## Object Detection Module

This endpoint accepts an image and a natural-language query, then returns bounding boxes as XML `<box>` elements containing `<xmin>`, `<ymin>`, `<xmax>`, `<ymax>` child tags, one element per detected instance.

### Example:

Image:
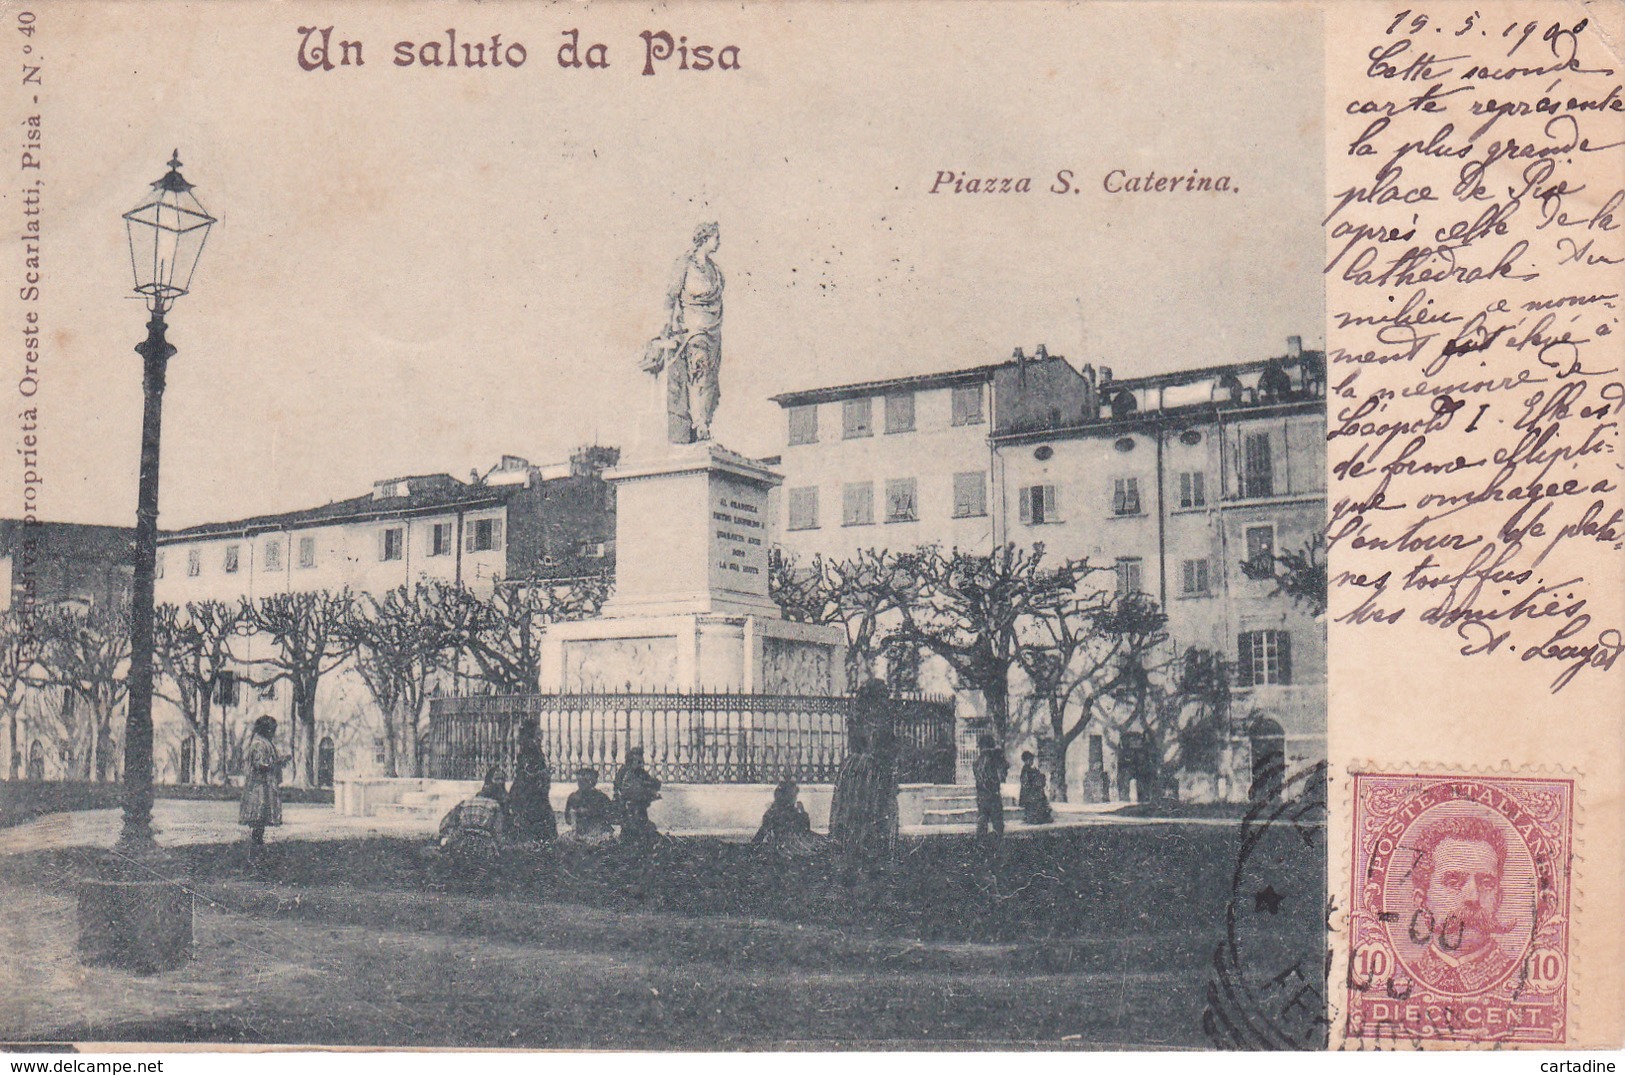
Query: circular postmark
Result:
<box><xmin>1204</xmin><ymin>762</ymin><xmax>1329</xmax><ymax>1050</ymax></box>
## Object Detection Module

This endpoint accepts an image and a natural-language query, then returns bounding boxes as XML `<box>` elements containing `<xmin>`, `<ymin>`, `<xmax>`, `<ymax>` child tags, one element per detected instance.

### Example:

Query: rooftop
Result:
<box><xmin>160</xmin><ymin>475</ymin><xmax>519</xmax><ymax>544</ymax></box>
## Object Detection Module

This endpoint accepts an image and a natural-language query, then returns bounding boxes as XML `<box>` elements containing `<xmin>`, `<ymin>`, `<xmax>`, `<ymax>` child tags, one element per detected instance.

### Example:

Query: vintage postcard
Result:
<box><xmin>0</xmin><ymin>0</ymin><xmax>1618</xmax><ymax>1055</ymax></box>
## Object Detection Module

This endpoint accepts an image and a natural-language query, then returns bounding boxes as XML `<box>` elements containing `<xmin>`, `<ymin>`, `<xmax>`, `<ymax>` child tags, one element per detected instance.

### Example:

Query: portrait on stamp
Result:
<box><xmin>1347</xmin><ymin>773</ymin><xmax>1573</xmax><ymax>1045</ymax></box>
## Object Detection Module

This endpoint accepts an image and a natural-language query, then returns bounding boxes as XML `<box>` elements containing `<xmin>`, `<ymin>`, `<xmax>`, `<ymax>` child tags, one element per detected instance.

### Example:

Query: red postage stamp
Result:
<box><xmin>1346</xmin><ymin>772</ymin><xmax>1574</xmax><ymax>1045</ymax></box>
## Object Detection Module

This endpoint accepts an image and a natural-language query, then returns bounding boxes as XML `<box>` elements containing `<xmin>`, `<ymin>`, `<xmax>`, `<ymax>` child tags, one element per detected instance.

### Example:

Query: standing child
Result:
<box><xmin>239</xmin><ymin>715</ymin><xmax>286</xmax><ymax>856</ymax></box>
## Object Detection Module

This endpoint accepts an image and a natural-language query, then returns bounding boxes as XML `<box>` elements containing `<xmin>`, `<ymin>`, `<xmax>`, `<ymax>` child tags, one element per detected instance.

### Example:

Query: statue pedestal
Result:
<box><xmin>542</xmin><ymin>443</ymin><xmax>847</xmax><ymax>695</ymax></box>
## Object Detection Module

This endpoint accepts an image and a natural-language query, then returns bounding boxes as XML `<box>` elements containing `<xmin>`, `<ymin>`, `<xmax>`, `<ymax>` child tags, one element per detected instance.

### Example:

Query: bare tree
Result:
<box><xmin>1012</xmin><ymin>575</ymin><xmax>1153</xmax><ymax>803</ymax></box>
<box><xmin>344</xmin><ymin>582</ymin><xmax>465</xmax><ymax>778</ymax></box>
<box><xmin>0</xmin><ymin>609</ymin><xmax>49</xmax><ymax>779</ymax></box>
<box><xmin>39</xmin><ymin>603</ymin><xmax>131</xmax><ymax>781</ymax></box>
<box><xmin>887</xmin><ymin>543</ymin><xmax>1091</xmax><ymax>741</ymax></box>
<box><xmin>1076</xmin><ymin>602</ymin><xmax>1231</xmax><ymax>803</ymax></box>
<box><xmin>152</xmin><ymin>600</ymin><xmax>244</xmax><ymax>785</ymax></box>
<box><xmin>448</xmin><ymin>574</ymin><xmax>610</xmax><ymax>693</ymax></box>
<box><xmin>245</xmin><ymin>590</ymin><xmax>356</xmax><ymax>788</ymax></box>
<box><xmin>769</xmin><ymin>548</ymin><xmax>920</xmax><ymax>685</ymax></box>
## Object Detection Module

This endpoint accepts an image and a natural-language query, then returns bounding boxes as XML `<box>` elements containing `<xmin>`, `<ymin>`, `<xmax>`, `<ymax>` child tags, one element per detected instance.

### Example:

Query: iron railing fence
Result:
<box><xmin>425</xmin><ymin>690</ymin><xmax>956</xmax><ymax>785</ymax></box>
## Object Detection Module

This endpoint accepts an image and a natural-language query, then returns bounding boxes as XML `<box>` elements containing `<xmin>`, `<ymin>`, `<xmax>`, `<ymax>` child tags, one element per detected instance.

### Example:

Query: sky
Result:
<box><xmin>11</xmin><ymin>1</ymin><xmax>1323</xmax><ymax>529</ymax></box>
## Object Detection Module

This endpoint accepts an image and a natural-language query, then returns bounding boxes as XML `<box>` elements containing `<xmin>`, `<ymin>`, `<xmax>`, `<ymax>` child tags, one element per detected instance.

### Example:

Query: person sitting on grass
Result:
<box><xmin>437</xmin><ymin>766</ymin><xmax>510</xmax><ymax>870</ymax></box>
<box><xmin>614</xmin><ymin>746</ymin><xmax>663</xmax><ymax>844</ymax></box>
<box><xmin>752</xmin><ymin>779</ymin><xmax>821</xmax><ymax>856</ymax></box>
<box><xmin>1018</xmin><ymin>750</ymin><xmax>1054</xmax><ymax>825</ymax></box>
<box><xmin>562</xmin><ymin>767</ymin><xmax>617</xmax><ymax>844</ymax></box>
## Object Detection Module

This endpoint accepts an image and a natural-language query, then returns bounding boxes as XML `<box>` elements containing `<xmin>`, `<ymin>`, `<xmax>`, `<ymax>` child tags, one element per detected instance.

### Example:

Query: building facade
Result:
<box><xmin>771</xmin><ymin>342</ymin><xmax>1326</xmax><ymax>802</ymax></box>
<box><xmin>149</xmin><ymin>448</ymin><xmax>618</xmax><ymax>785</ymax></box>
<box><xmin>768</xmin><ymin>348</ymin><xmax>1102</xmax><ymax>563</ymax></box>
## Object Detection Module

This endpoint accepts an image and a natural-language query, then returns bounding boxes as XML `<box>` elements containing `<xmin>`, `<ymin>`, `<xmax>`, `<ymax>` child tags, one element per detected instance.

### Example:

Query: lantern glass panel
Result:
<box><xmin>123</xmin><ymin>178</ymin><xmax>214</xmax><ymax>302</ymax></box>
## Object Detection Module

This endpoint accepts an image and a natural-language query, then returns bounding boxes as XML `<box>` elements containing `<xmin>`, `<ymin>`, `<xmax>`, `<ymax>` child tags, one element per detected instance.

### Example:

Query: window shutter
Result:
<box><xmin>1045</xmin><ymin>486</ymin><xmax>1058</xmax><ymax>520</ymax></box>
<box><xmin>379</xmin><ymin>529</ymin><xmax>389</xmax><ymax>561</ymax></box>
<box><xmin>1019</xmin><ymin>487</ymin><xmax>1032</xmax><ymax>524</ymax></box>
<box><xmin>1236</xmin><ymin>633</ymin><xmax>1253</xmax><ymax>687</ymax></box>
<box><xmin>492</xmin><ymin>519</ymin><xmax>504</xmax><ymax>549</ymax></box>
<box><xmin>1194</xmin><ymin>472</ymin><xmax>1206</xmax><ymax>506</ymax></box>
<box><xmin>465</xmin><ymin>527</ymin><xmax>477</xmax><ymax>553</ymax></box>
<box><xmin>1278</xmin><ymin>632</ymin><xmax>1293</xmax><ymax>685</ymax></box>
<box><xmin>1113</xmin><ymin>480</ymin><xmax>1125</xmax><ymax>515</ymax></box>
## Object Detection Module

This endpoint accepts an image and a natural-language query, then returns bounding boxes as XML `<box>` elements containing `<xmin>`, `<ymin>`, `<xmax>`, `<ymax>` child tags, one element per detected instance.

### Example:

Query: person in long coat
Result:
<box><xmin>1018</xmin><ymin>750</ymin><xmax>1054</xmax><ymax>825</ymax></box>
<box><xmin>239</xmin><ymin>715</ymin><xmax>286</xmax><ymax>850</ymax></box>
<box><xmin>829</xmin><ymin>681</ymin><xmax>901</xmax><ymax>865</ymax></box>
<box><xmin>507</xmin><ymin>719</ymin><xmax>558</xmax><ymax>843</ymax></box>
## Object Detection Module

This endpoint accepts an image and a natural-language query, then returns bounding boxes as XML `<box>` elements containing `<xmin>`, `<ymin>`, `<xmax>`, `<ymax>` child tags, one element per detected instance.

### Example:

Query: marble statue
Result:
<box><xmin>640</xmin><ymin>222</ymin><xmax>724</xmax><ymax>444</ymax></box>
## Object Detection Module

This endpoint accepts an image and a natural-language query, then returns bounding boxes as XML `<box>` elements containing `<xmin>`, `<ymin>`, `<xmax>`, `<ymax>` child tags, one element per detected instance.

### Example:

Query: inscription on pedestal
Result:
<box><xmin>710</xmin><ymin>493</ymin><xmax>768</xmax><ymax>592</ymax></box>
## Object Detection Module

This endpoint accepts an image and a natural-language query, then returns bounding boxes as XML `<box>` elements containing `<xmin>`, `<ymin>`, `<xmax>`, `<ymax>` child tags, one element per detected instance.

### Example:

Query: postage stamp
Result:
<box><xmin>1345</xmin><ymin>772</ymin><xmax>1574</xmax><ymax>1045</ymax></box>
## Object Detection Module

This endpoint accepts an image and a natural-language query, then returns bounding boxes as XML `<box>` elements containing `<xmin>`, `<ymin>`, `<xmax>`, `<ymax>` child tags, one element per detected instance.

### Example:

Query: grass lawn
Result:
<box><xmin>0</xmin><ymin>824</ymin><xmax>1323</xmax><ymax>1049</ymax></box>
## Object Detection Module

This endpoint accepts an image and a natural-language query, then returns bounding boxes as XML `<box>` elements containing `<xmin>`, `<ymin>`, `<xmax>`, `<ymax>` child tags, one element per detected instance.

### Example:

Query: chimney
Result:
<box><xmin>1099</xmin><ymin>366</ymin><xmax>1114</xmax><ymax>386</ymax></box>
<box><xmin>1012</xmin><ymin>346</ymin><xmax>1026</xmax><ymax>364</ymax></box>
<box><xmin>470</xmin><ymin>469</ymin><xmax>481</xmax><ymax>485</ymax></box>
<box><xmin>1034</xmin><ymin>344</ymin><xmax>1048</xmax><ymax>360</ymax></box>
<box><xmin>1287</xmin><ymin>335</ymin><xmax>1303</xmax><ymax>359</ymax></box>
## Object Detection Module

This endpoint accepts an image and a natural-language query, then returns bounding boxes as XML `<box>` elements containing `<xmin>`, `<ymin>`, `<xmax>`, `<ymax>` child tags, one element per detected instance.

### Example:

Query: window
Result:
<box><xmin>467</xmin><ymin>517</ymin><xmax>504</xmax><ymax>552</ymax></box>
<box><xmin>884</xmin><ymin>392</ymin><xmax>916</xmax><ymax>434</ymax></box>
<box><xmin>1181</xmin><ymin>558</ymin><xmax>1212</xmax><ymax>595</ymax></box>
<box><xmin>223</xmin><ymin>545</ymin><xmax>240</xmax><ymax>574</ymax></box>
<box><xmin>373</xmin><ymin>737</ymin><xmax>387</xmax><ymax>766</ymax></box>
<box><xmin>953</xmin><ymin>472</ymin><xmax>987</xmax><ymax>518</ymax></box>
<box><xmin>1113</xmin><ymin>477</ymin><xmax>1142</xmax><ymax>516</ymax></box>
<box><xmin>842</xmin><ymin>482</ymin><xmax>874</xmax><ymax>526</ymax></box>
<box><xmin>256</xmin><ymin>681</ymin><xmax>277</xmax><ymax>702</ymax></box>
<box><xmin>1019</xmin><ymin>484</ymin><xmax>1059</xmax><ymax>525</ymax></box>
<box><xmin>1179</xmin><ymin>471</ymin><xmax>1207</xmax><ymax>509</ymax></box>
<box><xmin>842</xmin><ymin>397</ymin><xmax>874</xmax><ymax>439</ymax></box>
<box><xmin>214</xmin><ymin>670</ymin><xmax>240</xmax><ymax>708</ymax></box>
<box><xmin>788</xmin><ymin>487</ymin><xmax>820</xmax><ymax>531</ymax></box>
<box><xmin>380</xmin><ymin>527</ymin><xmax>404</xmax><ymax>562</ymax></box>
<box><xmin>884</xmin><ymin>478</ymin><xmax>918</xmax><ymax>523</ymax></box>
<box><xmin>951</xmin><ymin>384</ymin><xmax>984</xmax><ymax>426</ymax></box>
<box><xmin>430</xmin><ymin>522</ymin><xmax>453</xmax><ymax>557</ymax></box>
<box><xmin>1237</xmin><ymin>629</ymin><xmax>1293</xmax><ymax>686</ymax></box>
<box><xmin>298</xmin><ymin>536</ymin><xmax>317</xmax><ymax>569</ymax></box>
<box><xmin>1115</xmin><ymin>557</ymin><xmax>1144</xmax><ymax>596</ymax></box>
<box><xmin>264</xmin><ymin>539</ymin><xmax>283</xmax><ymax>571</ymax></box>
<box><xmin>787</xmin><ymin>404</ymin><xmax>818</xmax><ymax>446</ymax></box>
<box><xmin>1243</xmin><ymin>432</ymin><xmax>1275</xmax><ymax>498</ymax></box>
<box><xmin>186</xmin><ymin>549</ymin><xmax>201</xmax><ymax>577</ymax></box>
<box><xmin>1246</xmin><ymin>525</ymin><xmax>1276</xmax><ymax>573</ymax></box>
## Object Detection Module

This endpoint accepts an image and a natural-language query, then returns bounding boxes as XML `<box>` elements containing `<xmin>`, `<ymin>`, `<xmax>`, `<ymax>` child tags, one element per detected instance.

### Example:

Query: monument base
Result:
<box><xmin>541</xmin><ymin>612</ymin><xmax>847</xmax><ymax>695</ymax></box>
<box><xmin>537</xmin><ymin>439</ymin><xmax>846</xmax><ymax>695</ymax></box>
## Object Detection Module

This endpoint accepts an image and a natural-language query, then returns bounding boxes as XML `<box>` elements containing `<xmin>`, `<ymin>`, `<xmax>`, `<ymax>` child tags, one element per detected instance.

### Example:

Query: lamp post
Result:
<box><xmin>117</xmin><ymin>151</ymin><xmax>214</xmax><ymax>850</ymax></box>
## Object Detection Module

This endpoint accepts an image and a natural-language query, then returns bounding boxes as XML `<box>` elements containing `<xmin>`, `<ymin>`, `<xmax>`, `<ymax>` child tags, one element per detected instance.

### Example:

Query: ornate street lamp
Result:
<box><xmin>118</xmin><ymin>151</ymin><xmax>214</xmax><ymax>849</ymax></box>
